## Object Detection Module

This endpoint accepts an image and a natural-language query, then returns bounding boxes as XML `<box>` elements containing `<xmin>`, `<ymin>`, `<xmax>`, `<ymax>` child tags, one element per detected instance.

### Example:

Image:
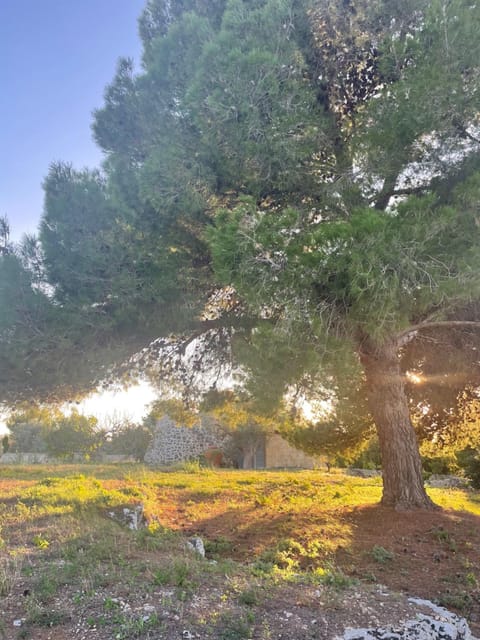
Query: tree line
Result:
<box><xmin>2</xmin><ymin>406</ymin><xmax>152</xmax><ymax>462</ymax></box>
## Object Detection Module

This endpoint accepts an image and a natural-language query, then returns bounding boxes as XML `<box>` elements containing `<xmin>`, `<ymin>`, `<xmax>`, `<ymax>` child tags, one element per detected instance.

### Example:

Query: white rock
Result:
<box><xmin>338</xmin><ymin>598</ymin><xmax>478</xmax><ymax>640</ymax></box>
<box><xmin>186</xmin><ymin>537</ymin><xmax>205</xmax><ymax>557</ymax></box>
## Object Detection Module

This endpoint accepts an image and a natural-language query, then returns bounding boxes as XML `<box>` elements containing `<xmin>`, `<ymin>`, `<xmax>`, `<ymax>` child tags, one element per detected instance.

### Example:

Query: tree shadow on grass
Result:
<box><xmin>178</xmin><ymin>500</ymin><xmax>480</xmax><ymax>627</ymax></box>
<box><xmin>179</xmin><ymin>503</ymin><xmax>355</xmax><ymax>561</ymax></box>
<box><xmin>335</xmin><ymin>504</ymin><xmax>480</xmax><ymax>625</ymax></box>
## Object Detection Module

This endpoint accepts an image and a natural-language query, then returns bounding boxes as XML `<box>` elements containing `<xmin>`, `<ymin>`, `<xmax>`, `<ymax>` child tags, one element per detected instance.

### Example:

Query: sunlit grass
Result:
<box><xmin>427</xmin><ymin>487</ymin><xmax>480</xmax><ymax>515</ymax></box>
<box><xmin>0</xmin><ymin>466</ymin><xmax>378</xmax><ymax>574</ymax></box>
<box><xmin>1</xmin><ymin>464</ymin><xmax>480</xmax><ymax>636</ymax></box>
<box><xmin>0</xmin><ymin>465</ymin><xmax>477</xmax><ymax>521</ymax></box>
<box><xmin>0</xmin><ymin>466</ymin><xmax>478</xmax><ymax>561</ymax></box>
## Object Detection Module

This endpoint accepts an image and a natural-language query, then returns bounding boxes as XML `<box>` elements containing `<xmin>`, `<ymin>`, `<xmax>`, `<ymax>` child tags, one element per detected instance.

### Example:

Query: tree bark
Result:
<box><xmin>359</xmin><ymin>340</ymin><xmax>437</xmax><ymax>510</ymax></box>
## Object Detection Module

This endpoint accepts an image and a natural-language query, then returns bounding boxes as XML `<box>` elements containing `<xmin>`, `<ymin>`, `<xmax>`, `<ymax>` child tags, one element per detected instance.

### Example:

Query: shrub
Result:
<box><xmin>456</xmin><ymin>447</ymin><xmax>480</xmax><ymax>488</ymax></box>
<box><xmin>422</xmin><ymin>455</ymin><xmax>458</xmax><ymax>476</ymax></box>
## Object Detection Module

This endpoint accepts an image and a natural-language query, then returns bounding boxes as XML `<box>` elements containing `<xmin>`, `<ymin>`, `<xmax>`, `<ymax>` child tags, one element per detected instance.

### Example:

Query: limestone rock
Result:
<box><xmin>108</xmin><ymin>504</ymin><xmax>144</xmax><ymax>530</ymax></box>
<box><xmin>337</xmin><ymin>599</ymin><xmax>477</xmax><ymax>640</ymax></box>
<box><xmin>346</xmin><ymin>468</ymin><xmax>382</xmax><ymax>478</ymax></box>
<box><xmin>186</xmin><ymin>537</ymin><xmax>206</xmax><ymax>557</ymax></box>
<box><xmin>426</xmin><ymin>475</ymin><xmax>469</xmax><ymax>489</ymax></box>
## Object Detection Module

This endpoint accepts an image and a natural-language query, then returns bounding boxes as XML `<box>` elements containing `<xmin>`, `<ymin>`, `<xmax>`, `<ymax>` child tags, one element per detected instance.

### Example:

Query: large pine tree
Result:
<box><xmin>2</xmin><ymin>0</ymin><xmax>480</xmax><ymax>508</ymax></box>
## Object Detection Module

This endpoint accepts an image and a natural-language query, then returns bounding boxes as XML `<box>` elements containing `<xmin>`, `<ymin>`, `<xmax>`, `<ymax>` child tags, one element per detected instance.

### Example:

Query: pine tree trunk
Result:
<box><xmin>359</xmin><ymin>340</ymin><xmax>437</xmax><ymax>510</ymax></box>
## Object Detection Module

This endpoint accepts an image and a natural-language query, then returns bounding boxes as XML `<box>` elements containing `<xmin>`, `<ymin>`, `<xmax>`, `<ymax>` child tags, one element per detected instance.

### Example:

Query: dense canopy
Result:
<box><xmin>1</xmin><ymin>0</ymin><xmax>480</xmax><ymax>507</ymax></box>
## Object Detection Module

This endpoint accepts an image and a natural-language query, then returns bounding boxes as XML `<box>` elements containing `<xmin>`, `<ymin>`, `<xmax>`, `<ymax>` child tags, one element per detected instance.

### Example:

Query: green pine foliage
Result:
<box><xmin>1</xmin><ymin>0</ymin><xmax>480</xmax><ymax>502</ymax></box>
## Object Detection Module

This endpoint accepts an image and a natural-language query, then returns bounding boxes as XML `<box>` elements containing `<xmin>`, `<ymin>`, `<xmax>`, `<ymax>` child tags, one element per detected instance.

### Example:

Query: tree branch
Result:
<box><xmin>369</xmin><ymin>184</ymin><xmax>429</xmax><ymax>207</ymax></box>
<box><xmin>397</xmin><ymin>321</ymin><xmax>480</xmax><ymax>347</ymax></box>
<box><xmin>454</xmin><ymin>122</ymin><xmax>480</xmax><ymax>146</ymax></box>
<box><xmin>373</xmin><ymin>173</ymin><xmax>399</xmax><ymax>211</ymax></box>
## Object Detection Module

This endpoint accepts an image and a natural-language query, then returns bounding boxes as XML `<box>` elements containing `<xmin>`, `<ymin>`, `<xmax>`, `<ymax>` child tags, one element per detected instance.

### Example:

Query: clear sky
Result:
<box><xmin>1</xmin><ymin>0</ymin><xmax>146</xmax><ymax>241</ymax></box>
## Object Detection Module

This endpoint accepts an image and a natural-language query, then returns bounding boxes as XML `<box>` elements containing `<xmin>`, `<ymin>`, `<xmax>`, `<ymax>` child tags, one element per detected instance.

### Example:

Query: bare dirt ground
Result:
<box><xmin>1</xmin><ymin>561</ymin><xmax>471</xmax><ymax>640</ymax></box>
<box><xmin>2</xmin><ymin>506</ymin><xmax>479</xmax><ymax>639</ymax></box>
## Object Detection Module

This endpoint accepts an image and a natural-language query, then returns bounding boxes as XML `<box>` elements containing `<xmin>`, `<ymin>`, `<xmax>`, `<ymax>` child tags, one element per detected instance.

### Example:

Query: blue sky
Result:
<box><xmin>1</xmin><ymin>0</ymin><xmax>146</xmax><ymax>241</ymax></box>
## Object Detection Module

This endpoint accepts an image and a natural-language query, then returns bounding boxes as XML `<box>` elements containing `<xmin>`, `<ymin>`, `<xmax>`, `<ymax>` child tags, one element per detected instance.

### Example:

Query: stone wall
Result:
<box><xmin>265</xmin><ymin>433</ymin><xmax>321</xmax><ymax>469</ymax></box>
<box><xmin>144</xmin><ymin>415</ymin><xmax>229</xmax><ymax>466</ymax></box>
<box><xmin>101</xmin><ymin>455</ymin><xmax>137</xmax><ymax>464</ymax></box>
<box><xmin>0</xmin><ymin>452</ymin><xmax>51</xmax><ymax>464</ymax></box>
<box><xmin>0</xmin><ymin>453</ymin><xmax>137</xmax><ymax>465</ymax></box>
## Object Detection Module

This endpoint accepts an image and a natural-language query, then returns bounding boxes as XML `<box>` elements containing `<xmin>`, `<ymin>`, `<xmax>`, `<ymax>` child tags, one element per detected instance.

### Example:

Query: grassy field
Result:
<box><xmin>1</xmin><ymin>464</ymin><xmax>480</xmax><ymax>639</ymax></box>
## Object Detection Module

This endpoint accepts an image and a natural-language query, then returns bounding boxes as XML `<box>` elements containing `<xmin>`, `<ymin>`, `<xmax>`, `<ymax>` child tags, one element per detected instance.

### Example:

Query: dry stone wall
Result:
<box><xmin>0</xmin><ymin>452</ymin><xmax>51</xmax><ymax>464</ymax></box>
<box><xmin>144</xmin><ymin>415</ymin><xmax>230</xmax><ymax>466</ymax></box>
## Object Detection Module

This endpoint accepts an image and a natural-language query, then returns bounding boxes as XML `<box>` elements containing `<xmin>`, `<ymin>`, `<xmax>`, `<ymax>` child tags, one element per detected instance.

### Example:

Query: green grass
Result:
<box><xmin>1</xmin><ymin>464</ymin><xmax>480</xmax><ymax>637</ymax></box>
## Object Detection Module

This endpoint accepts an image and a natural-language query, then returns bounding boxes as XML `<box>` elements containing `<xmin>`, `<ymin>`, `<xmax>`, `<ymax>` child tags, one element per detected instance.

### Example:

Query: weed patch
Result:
<box><xmin>215</xmin><ymin>612</ymin><xmax>254</xmax><ymax>640</ymax></box>
<box><xmin>152</xmin><ymin>559</ymin><xmax>195</xmax><ymax>589</ymax></box>
<box><xmin>238</xmin><ymin>587</ymin><xmax>260</xmax><ymax>607</ymax></box>
<box><xmin>0</xmin><ymin>556</ymin><xmax>21</xmax><ymax>596</ymax></box>
<box><xmin>310</xmin><ymin>564</ymin><xmax>358</xmax><ymax>590</ymax></box>
<box><xmin>371</xmin><ymin>545</ymin><xmax>395</xmax><ymax>564</ymax></box>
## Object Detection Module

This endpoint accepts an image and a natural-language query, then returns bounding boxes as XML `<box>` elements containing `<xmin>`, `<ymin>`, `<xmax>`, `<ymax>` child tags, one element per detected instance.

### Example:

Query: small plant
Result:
<box><xmin>152</xmin><ymin>559</ymin><xmax>193</xmax><ymax>588</ymax></box>
<box><xmin>216</xmin><ymin>612</ymin><xmax>254</xmax><ymax>640</ymax></box>
<box><xmin>464</xmin><ymin>571</ymin><xmax>478</xmax><ymax>588</ymax></box>
<box><xmin>238</xmin><ymin>587</ymin><xmax>260</xmax><ymax>606</ymax></box>
<box><xmin>30</xmin><ymin>608</ymin><xmax>71</xmax><ymax>627</ymax></box>
<box><xmin>25</xmin><ymin>596</ymin><xmax>70</xmax><ymax>627</ymax></box>
<box><xmin>152</xmin><ymin>567</ymin><xmax>170</xmax><ymax>586</ymax></box>
<box><xmin>204</xmin><ymin>536</ymin><xmax>234</xmax><ymax>557</ymax></box>
<box><xmin>430</xmin><ymin>526</ymin><xmax>458</xmax><ymax>552</ymax></box>
<box><xmin>176</xmin><ymin>459</ymin><xmax>203</xmax><ymax>473</ymax></box>
<box><xmin>32</xmin><ymin>534</ymin><xmax>50</xmax><ymax>549</ymax></box>
<box><xmin>371</xmin><ymin>545</ymin><xmax>395</xmax><ymax>564</ymax></box>
<box><xmin>438</xmin><ymin>590</ymin><xmax>473</xmax><ymax>613</ymax></box>
<box><xmin>103</xmin><ymin>596</ymin><xmax>122</xmax><ymax>611</ymax></box>
<box><xmin>251</xmin><ymin>559</ymin><xmax>275</xmax><ymax>577</ymax></box>
<box><xmin>311</xmin><ymin>564</ymin><xmax>358</xmax><ymax>590</ymax></box>
<box><xmin>114</xmin><ymin>613</ymin><xmax>161</xmax><ymax>639</ymax></box>
<box><xmin>363</xmin><ymin>571</ymin><xmax>377</xmax><ymax>583</ymax></box>
<box><xmin>431</xmin><ymin>526</ymin><xmax>450</xmax><ymax>543</ymax></box>
<box><xmin>34</xmin><ymin>574</ymin><xmax>58</xmax><ymax>603</ymax></box>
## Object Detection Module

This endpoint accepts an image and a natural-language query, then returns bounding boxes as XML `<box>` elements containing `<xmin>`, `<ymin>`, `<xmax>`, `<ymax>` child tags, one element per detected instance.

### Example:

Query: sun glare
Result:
<box><xmin>406</xmin><ymin>371</ymin><xmax>424</xmax><ymax>385</ymax></box>
<box><xmin>72</xmin><ymin>380</ymin><xmax>158</xmax><ymax>428</ymax></box>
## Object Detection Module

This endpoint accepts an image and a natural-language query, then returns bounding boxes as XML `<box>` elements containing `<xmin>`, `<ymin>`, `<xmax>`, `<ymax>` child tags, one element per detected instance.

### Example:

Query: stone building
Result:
<box><xmin>264</xmin><ymin>433</ymin><xmax>320</xmax><ymax>469</ymax></box>
<box><xmin>144</xmin><ymin>415</ymin><xmax>320</xmax><ymax>469</ymax></box>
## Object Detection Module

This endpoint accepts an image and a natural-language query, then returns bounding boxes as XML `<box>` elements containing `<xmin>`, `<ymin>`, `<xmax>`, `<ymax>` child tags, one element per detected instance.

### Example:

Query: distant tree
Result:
<box><xmin>44</xmin><ymin>411</ymin><xmax>101</xmax><ymax>461</ymax></box>
<box><xmin>147</xmin><ymin>399</ymin><xmax>199</xmax><ymax>427</ymax></box>
<box><xmin>102</xmin><ymin>420</ymin><xmax>154</xmax><ymax>461</ymax></box>
<box><xmin>223</xmin><ymin>422</ymin><xmax>267</xmax><ymax>469</ymax></box>
<box><xmin>202</xmin><ymin>391</ymin><xmax>277</xmax><ymax>468</ymax></box>
<box><xmin>2</xmin><ymin>435</ymin><xmax>10</xmax><ymax>454</ymax></box>
<box><xmin>7</xmin><ymin>406</ymin><xmax>62</xmax><ymax>453</ymax></box>
<box><xmin>0</xmin><ymin>216</ymin><xmax>11</xmax><ymax>256</ymax></box>
<box><xmin>9</xmin><ymin>424</ymin><xmax>47</xmax><ymax>454</ymax></box>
